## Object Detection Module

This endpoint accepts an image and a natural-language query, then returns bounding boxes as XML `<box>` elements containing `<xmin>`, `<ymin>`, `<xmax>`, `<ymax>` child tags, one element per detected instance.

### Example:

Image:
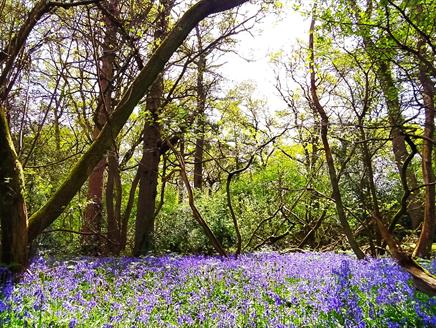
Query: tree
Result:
<box><xmin>0</xmin><ymin>0</ymin><xmax>250</xmax><ymax>271</ymax></box>
<box><xmin>134</xmin><ymin>0</ymin><xmax>174</xmax><ymax>256</ymax></box>
<box><xmin>193</xmin><ymin>26</ymin><xmax>207</xmax><ymax>190</ymax></box>
<box><xmin>81</xmin><ymin>0</ymin><xmax>118</xmax><ymax>254</ymax></box>
<box><xmin>0</xmin><ymin>0</ymin><xmax>102</xmax><ymax>271</ymax></box>
<box><xmin>411</xmin><ymin>2</ymin><xmax>435</xmax><ymax>258</ymax></box>
<box><xmin>308</xmin><ymin>14</ymin><xmax>365</xmax><ymax>259</ymax></box>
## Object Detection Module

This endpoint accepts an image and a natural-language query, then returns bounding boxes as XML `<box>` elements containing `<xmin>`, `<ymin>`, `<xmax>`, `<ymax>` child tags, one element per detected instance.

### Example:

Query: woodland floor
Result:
<box><xmin>0</xmin><ymin>252</ymin><xmax>435</xmax><ymax>327</ymax></box>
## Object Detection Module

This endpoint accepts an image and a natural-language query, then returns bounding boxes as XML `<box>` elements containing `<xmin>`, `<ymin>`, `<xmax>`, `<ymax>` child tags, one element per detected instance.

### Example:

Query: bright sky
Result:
<box><xmin>221</xmin><ymin>6</ymin><xmax>309</xmax><ymax>111</ymax></box>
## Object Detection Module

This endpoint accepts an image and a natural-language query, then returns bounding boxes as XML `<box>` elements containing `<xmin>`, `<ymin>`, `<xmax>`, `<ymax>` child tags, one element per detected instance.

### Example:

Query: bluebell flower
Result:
<box><xmin>0</xmin><ymin>252</ymin><xmax>433</xmax><ymax>326</ymax></box>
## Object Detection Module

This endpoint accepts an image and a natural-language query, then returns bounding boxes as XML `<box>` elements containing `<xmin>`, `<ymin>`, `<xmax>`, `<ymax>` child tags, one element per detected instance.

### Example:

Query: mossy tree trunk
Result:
<box><xmin>0</xmin><ymin>0</ymin><xmax>249</xmax><ymax>270</ymax></box>
<box><xmin>0</xmin><ymin>107</ymin><xmax>28</xmax><ymax>272</ymax></box>
<box><xmin>27</xmin><ymin>0</ymin><xmax>250</xmax><ymax>246</ymax></box>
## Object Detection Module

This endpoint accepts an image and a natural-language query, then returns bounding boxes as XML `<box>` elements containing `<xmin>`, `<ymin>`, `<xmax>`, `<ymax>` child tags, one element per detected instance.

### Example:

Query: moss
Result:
<box><xmin>0</xmin><ymin>107</ymin><xmax>28</xmax><ymax>270</ymax></box>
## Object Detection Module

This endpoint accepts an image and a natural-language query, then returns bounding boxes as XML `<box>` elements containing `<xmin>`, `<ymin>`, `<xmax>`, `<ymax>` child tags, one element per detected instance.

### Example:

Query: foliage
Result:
<box><xmin>155</xmin><ymin>187</ymin><xmax>235</xmax><ymax>254</ymax></box>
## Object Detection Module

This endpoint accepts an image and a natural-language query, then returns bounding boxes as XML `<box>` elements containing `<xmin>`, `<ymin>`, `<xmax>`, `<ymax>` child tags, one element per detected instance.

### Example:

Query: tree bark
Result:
<box><xmin>413</xmin><ymin>39</ymin><xmax>435</xmax><ymax>258</ymax></box>
<box><xmin>81</xmin><ymin>156</ymin><xmax>105</xmax><ymax>253</ymax></box>
<box><xmin>348</xmin><ymin>0</ymin><xmax>422</xmax><ymax>228</ymax></box>
<box><xmin>106</xmin><ymin>149</ymin><xmax>123</xmax><ymax>254</ymax></box>
<box><xmin>27</xmin><ymin>0</ymin><xmax>250</xmax><ymax>244</ymax></box>
<box><xmin>0</xmin><ymin>107</ymin><xmax>28</xmax><ymax>272</ymax></box>
<box><xmin>194</xmin><ymin>27</ymin><xmax>207</xmax><ymax>190</ymax></box>
<box><xmin>133</xmin><ymin>78</ymin><xmax>163</xmax><ymax>255</ymax></box>
<box><xmin>133</xmin><ymin>1</ymin><xmax>173</xmax><ymax>256</ymax></box>
<box><xmin>308</xmin><ymin>15</ymin><xmax>365</xmax><ymax>259</ymax></box>
<box><xmin>82</xmin><ymin>0</ymin><xmax>117</xmax><ymax>253</ymax></box>
<box><xmin>178</xmin><ymin>139</ymin><xmax>186</xmax><ymax>202</ymax></box>
<box><xmin>119</xmin><ymin>170</ymin><xmax>140</xmax><ymax>252</ymax></box>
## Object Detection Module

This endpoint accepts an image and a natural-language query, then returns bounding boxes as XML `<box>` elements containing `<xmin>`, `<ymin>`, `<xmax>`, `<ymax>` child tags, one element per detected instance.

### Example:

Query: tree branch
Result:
<box><xmin>27</xmin><ymin>0</ymin><xmax>250</xmax><ymax>241</ymax></box>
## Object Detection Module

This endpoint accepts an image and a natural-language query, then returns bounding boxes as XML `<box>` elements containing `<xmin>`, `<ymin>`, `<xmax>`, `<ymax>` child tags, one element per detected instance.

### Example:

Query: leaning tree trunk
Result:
<box><xmin>308</xmin><ymin>16</ymin><xmax>365</xmax><ymax>259</ymax></box>
<box><xmin>22</xmin><ymin>0</ymin><xmax>249</xmax><ymax>266</ymax></box>
<box><xmin>0</xmin><ymin>108</ymin><xmax>28</xmax><ymax>272</ymax></box>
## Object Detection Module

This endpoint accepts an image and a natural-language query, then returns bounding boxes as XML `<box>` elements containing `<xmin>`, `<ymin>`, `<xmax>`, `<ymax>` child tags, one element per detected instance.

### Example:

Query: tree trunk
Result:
<box><xmin>54</xmin><ymin>105</ymin><xmax>61</xmax><ymax>152</ymax></box>
<box><xmin>133</xmin><ymin>1</ymin><xmax>172</xmax><ymax>256</ymax></box>
<box><xmin>81</xmin><ymin>0</ymin><xmax>117</xmax><ymax>254</ymax></box>
<box><xmin>226</xmin><ymin>158</ymin><xmax>254</xmax><ymax>256</ymax></box>
<box><xmin>194</xmin><ymin>27</ymin><xmax>207</xmax><ymax>190</ymax></box>
<box><xmin>358</xmin><ymin>115</ymin><xmax>384</xmax><ymax>253</ymax></box>
<box><xmin>413</xmin><ymin>40</ymin><xmax>435</xmax><ymax>258</ymax></box>
<box><xmin>178</xmin><ymin>139</ymin><xmax>186</xmax><ymax>202</ymax></box>
<box><xmin>119</xmin><ymin>170</ymin><xmax>140</xmax><ymax>252</ymax></box>
<box><xmin>308</xmin><ymin>15</ymin><xmax>365</xmax><ymax>259</ymax></box>
<box><xmin>27</xmin><ymin>0</ymin><xmax>249</xmax><ymax>244</ymax></box>
<box><xmin>0</xmin><ymin>108</ymin><xmax>28</xmax><ymax>272</ymax></box>
<box><xmin>81</xmin><ymin>154</ymin><xmax>105</xmax><ymax>253</ymax></box>
<box><xmin>376</xmin><ymin>64</ymin><xmax>422</xmax><ymax>228</ymax></box>
<box><xmin>133</xmin><ymin>84</ymin><xmax>162</xmax><ymax>255</ymax></box>
<box><xmin>347</xmin><ymin>0</ymin><xmax>422</xmax><ymax>228</ymax></box>
<box><xmin>106</xmin><ymin>149</ymin><xmax>123</xmax><ymax>254</ymax></box>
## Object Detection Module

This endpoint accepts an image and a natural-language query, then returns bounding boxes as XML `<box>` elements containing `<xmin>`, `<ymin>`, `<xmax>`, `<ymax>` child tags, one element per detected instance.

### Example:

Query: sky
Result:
<box><xmin>220</xmin><ymin>5</ymin><xmax>309</xmax><ymax>111</ymax></box>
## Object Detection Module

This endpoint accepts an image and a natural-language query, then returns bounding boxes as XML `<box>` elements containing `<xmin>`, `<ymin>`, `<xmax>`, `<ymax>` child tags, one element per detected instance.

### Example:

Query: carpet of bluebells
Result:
<box><xmin>0</xmin><ymin>252</ymin><xmax>435</xmax><ymax>327</ymax></box>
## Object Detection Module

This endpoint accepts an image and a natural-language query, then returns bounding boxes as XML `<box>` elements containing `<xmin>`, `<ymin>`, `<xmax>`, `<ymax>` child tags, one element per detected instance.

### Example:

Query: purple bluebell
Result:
<box><xmin>0</xmin><ymin>252</ymin><xmax>434</xmax><ymax>326</ymax></box>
